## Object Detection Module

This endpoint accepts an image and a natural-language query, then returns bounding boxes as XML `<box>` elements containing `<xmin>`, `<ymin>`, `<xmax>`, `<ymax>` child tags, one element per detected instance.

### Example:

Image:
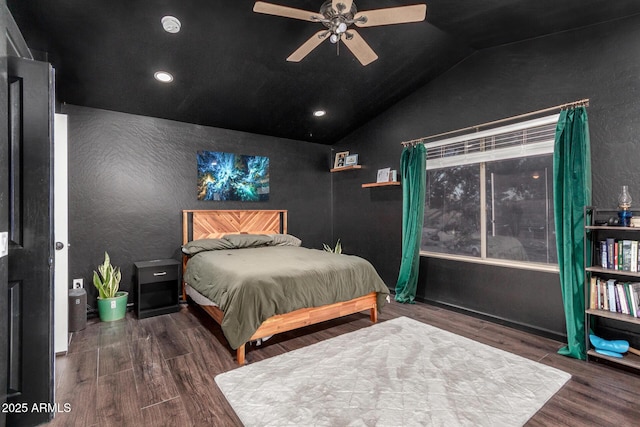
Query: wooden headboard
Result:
<box><xmin>182</xmin><ymin>210</ymin><xmax>288</xmax><ymax>244</ymax></box>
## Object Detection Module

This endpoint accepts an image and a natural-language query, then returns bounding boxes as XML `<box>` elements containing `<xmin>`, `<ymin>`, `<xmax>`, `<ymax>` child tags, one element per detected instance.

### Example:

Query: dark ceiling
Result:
<box><xmin>8</xmin><ymin>1</ymin><xmax>640</xmax><ymax>145</ymax></box>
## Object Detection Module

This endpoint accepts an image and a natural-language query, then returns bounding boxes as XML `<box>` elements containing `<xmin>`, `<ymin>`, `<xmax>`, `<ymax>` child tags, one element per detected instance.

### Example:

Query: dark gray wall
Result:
<box><xmin>332</xmin><ymin>14</ymin><xmax>640</xmax><ymax>340</ymax></box>
<box><xmin>331</xmin><ymin>159</ymin><xmax>403</xmax><ymax>287</ymax></box>
<box><xmin>62</xmin><ymin>104</ymin><xmax>332</xmax><ymax>306</ymax></box>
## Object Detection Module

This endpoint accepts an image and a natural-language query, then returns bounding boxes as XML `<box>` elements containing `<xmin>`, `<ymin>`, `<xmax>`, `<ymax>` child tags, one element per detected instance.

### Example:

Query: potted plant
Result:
<box><xmin>323</xmin><ymin>239</ymin><xmax>342</xmax><ymax>254</ymax></box>
<box><xmin>93</xmin><ymin>252</ymin><xmax>128</xmax><ymax>322</ymax></box>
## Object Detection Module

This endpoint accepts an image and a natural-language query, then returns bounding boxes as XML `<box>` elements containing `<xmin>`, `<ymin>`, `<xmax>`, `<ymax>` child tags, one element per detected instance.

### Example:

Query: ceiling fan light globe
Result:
<box><xmin>337</xmin><ymin>22</ymin><xmax>347</xmax><ymax>33</ymax></box>
<box><xmin>330</xmin><ymin>33</ymin><xmax>339</xmax><ymax>43</ymax></box>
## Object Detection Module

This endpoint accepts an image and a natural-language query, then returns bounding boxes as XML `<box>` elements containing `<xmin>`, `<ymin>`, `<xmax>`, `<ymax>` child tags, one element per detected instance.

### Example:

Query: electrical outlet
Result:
<box><xmin>73</xmin><ymin>278</ymin><xmax>83</xmax><ymax>289</ymax></box>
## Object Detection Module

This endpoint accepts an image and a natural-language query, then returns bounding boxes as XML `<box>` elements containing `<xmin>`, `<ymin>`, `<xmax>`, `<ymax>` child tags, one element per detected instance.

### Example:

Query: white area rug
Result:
<box><xmin>215</xmin><ymin>316</ymin><xmax>570</xmax><ymax>426</ymax></box>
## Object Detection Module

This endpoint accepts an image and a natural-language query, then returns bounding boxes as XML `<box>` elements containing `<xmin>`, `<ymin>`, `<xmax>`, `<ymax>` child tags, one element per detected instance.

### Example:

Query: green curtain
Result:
<box><xmin>553</xmin><ymin>106</ymin><xmax>592</xmax><ymax>360</ymax></box>
<box><xmin>395</xmin><ymin>144</ymin><xmax>427</xmax><ymax>303</ymax></box>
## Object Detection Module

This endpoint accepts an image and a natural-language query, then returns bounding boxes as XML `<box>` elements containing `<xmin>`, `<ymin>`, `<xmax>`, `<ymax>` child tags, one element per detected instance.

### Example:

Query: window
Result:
<box><xmin>421</xmin><ymin>115</ymin><xmax>558</xmax><ymax>267</ymax></box>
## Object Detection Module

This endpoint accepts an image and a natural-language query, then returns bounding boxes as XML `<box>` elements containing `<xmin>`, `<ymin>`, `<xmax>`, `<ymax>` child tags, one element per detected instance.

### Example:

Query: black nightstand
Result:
<box><xmin>134</xmin><ymin>259</ymin><xmax>181</xmax><ymax>319</ymax></box>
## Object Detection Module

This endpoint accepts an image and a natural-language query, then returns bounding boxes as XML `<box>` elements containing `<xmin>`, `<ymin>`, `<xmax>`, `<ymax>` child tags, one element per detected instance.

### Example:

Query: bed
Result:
<box><xmin>181</xmin><ymin>209</ymin><xmax>390</xmax><ymax>364</ymax></box>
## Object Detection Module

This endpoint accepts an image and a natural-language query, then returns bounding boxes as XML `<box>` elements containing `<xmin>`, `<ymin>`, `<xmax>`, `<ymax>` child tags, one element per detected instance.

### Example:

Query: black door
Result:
<box><xmin>6</xmin><ymin>57</ymin><xmax>54</xmax><ymax>427</ymax></box>
<box><xmin>0</xmin><ymin>51</ymin><xmax>10</xmax><ymax>427</ymax></box>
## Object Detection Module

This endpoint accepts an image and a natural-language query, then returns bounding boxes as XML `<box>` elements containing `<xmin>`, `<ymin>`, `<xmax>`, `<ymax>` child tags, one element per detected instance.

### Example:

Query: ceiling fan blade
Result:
<box><xmin>253</xmin><ymin>1</ymin><xmax>319</xmax><ymax>22</ymax></box>
<box><xmin>354</xmin><ymin>4</ymin><xmax>427</xmax><ymax>27</ymax></box>
<box><xmin>342</xmin><ymin>30</ymin><xmax>378</xmax><ymax>66</ymax></box>
<box><xmin>287</xmin><ymin>31</ymin><xmax>328</xmax><ymax>62</ymax></box>
<box><xmin>332</xmin><ymin>0</ymin><xmax>353</xmax><ymax>14</ymax></box>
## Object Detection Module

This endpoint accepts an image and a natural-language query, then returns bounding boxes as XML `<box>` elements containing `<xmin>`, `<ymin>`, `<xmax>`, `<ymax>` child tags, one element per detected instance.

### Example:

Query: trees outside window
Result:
<box><xmin>420</xmin><ymin>115</ymin><xmax>558</xmax><ymax>266</ymax></box>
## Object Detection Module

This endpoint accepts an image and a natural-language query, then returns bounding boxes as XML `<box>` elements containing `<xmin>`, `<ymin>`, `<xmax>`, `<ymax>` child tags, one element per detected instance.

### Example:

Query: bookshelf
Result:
<box><xmin>584</xmin><ymin>207</ymin><xmax>640</xmax><ymax>371</ymax></box>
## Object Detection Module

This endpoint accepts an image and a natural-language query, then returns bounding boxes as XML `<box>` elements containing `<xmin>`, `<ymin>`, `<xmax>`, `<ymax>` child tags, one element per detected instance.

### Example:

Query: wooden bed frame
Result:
<box><xmin>181</xmin><ymin>209</ymin><xmax>379</xmax><ymax>365</ymax></box>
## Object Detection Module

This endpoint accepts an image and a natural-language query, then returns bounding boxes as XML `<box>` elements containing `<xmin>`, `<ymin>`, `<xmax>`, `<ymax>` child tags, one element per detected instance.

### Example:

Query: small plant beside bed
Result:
<box><xmin>323</xmin><ymin>239</ymin><xmax>342</xmax><ymax>254</ymax></box>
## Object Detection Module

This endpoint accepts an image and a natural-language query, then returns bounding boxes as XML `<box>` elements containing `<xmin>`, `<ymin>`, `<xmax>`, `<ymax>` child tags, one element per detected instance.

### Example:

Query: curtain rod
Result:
<box><xmin>401</xmin><ymin>98</ymin><xmax>590</xmax><ymax>147</ymax></box>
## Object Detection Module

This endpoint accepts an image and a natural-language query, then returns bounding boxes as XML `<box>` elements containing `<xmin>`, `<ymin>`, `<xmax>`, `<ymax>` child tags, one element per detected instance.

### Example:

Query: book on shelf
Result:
<box><xmin>622</xmin><ymin>240</ymin><xmax>632</xmax><ymax>271</ymax></box>
<box><xmin>616</xmin><ymin>283</ymin><xmax>629</xmax><ymax>314</ymax></box>
<box><xmin>600</xmin><ymin>240</ymin><xmax>608</xmax><ymax>268</ymax></box>
<box><xmin>598</xmin><ymin>238</ymin><xmax>640</xmax><ymax>271</ymax></box>
<box><xmin>591</xmin><ymin>275</ymin><xmax>640</xmax><ymax>317</ymax></box>
<box><xmin>589</xmin><ymin>276</ymin><xmax>598</xmax><ymax>309</ymax></box>
<box><xmin>607</xmin><ymin>279</ymin><xmax>618</xmax><ymax>313</ymax></box>
<box><xmin>630</xmin><ymin>282</ymin><xmax>640</xmax><ymax>317</ymax></box>
<box><xmin>624</xmin><ymin>282</ymin><xmax>636</xmax><ymax>317</ymax></box>
<box><xmin>592</xmin><ymin>277</ymin><xmax>610</xmax><ymax>311</ymax></box>
<box><xmin>599</xmin><ymin>277</ymin><xmax>609</xmax><ymax>311</ymax></box>
<box><xmin>606</xmin><ymin>237</ymin><xmax>615</xmax><ymax>269</ymax></box>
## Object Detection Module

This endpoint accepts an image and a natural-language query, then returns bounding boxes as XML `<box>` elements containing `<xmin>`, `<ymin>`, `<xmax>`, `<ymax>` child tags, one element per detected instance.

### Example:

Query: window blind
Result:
<box><xmin>424</xmin><ymin>114</ymin><xmax>559</xmax><ymax>170</ymax></box>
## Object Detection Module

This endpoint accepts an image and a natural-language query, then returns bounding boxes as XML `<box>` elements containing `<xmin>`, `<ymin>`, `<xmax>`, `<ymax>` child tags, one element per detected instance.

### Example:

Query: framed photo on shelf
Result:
<box><xmin>333</xmin><ymin>151</ymin><xmax>349</xmax><ymax>168</ymax></box>
<box><xmin>376</xmin><ymin>167</ymin><xmax>391</xmax><ymax>183</ymax></box>
<box><xmin>345</xmin><ymin>154</ymin><xmax>359</xmax><ymax>166</ymax></box>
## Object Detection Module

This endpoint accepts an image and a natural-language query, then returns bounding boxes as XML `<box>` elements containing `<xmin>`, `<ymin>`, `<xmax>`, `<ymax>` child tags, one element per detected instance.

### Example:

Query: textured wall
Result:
<box><xmin>333</xmin><ymin>14</ymin><xmax>640</xmax><ymax>339</ymax></box>
<box><xmin>62</xmin><ymin>105</ymin><xmax>332</xmax><ymax>306</ymax></box>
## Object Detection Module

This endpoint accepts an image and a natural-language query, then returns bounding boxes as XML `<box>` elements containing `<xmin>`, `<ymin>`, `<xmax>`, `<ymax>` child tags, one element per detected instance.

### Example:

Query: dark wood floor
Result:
<box><xmin>46</xmin><ymin>300</ymin><xmax>640</xmax><ymax>426</ymax></box>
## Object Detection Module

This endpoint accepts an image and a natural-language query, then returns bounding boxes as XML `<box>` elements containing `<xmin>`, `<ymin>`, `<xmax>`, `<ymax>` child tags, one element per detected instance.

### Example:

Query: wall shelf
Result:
<box><xmin>330</xmin><ymin>165</ymin><xmax>362</xmax><ymax>172</ymax></box>
<box><xmin>361</xmin><ymin>181</ymin><xmax>401</xmax><ymax>188</ymax></box>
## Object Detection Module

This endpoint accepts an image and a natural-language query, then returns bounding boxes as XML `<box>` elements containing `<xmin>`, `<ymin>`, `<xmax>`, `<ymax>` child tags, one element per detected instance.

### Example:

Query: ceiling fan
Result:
<box><xmin>253</xmin><ymin>0</ymin><xmax>427</xmax><ymax>66</ymax></box>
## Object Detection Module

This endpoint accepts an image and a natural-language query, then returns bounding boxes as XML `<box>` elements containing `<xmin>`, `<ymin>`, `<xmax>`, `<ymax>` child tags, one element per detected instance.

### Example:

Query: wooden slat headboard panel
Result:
<box><xmin>182</xmin><ymin>210</ymin><xmax>288</xmax><ymax>243</ymax></box>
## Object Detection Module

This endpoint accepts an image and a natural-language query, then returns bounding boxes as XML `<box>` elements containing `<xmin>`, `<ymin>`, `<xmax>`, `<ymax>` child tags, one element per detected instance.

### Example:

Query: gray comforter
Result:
<box><xmin>183</xmin><ymin>244</ymin><xmax>389</xmax><ymax>349</ymax></box>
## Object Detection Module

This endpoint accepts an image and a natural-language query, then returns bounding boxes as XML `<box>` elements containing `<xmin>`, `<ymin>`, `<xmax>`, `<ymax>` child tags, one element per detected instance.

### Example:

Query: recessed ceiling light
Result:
<box><xmin>313</xmin><ymin>110</ymin><xmax>326</xmax><ymax>117</ymax></box>
<box><xmin>154</xmin><ymin>71</ymin><xmax>174</xmax><ymax>83</ymax></box>
<box><xmin>161</xmin><ymin>16</ymin><xmax>181</xmax><ymax>33</ymax></box>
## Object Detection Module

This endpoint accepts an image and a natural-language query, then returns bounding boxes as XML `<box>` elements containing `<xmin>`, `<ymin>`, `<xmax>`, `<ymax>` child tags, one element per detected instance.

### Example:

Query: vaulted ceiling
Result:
<box><xmin>8</xmin><ymin>1</ymin><xmax>640</xmax><ymax>144</ymax></box>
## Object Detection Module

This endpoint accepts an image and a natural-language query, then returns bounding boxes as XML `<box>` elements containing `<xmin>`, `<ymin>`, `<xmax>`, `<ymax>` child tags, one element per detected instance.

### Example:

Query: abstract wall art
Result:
<box><xmin>197</xmin><ymin>151</ymin><xmax>269</xmax><ymax>201</ymax></box>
